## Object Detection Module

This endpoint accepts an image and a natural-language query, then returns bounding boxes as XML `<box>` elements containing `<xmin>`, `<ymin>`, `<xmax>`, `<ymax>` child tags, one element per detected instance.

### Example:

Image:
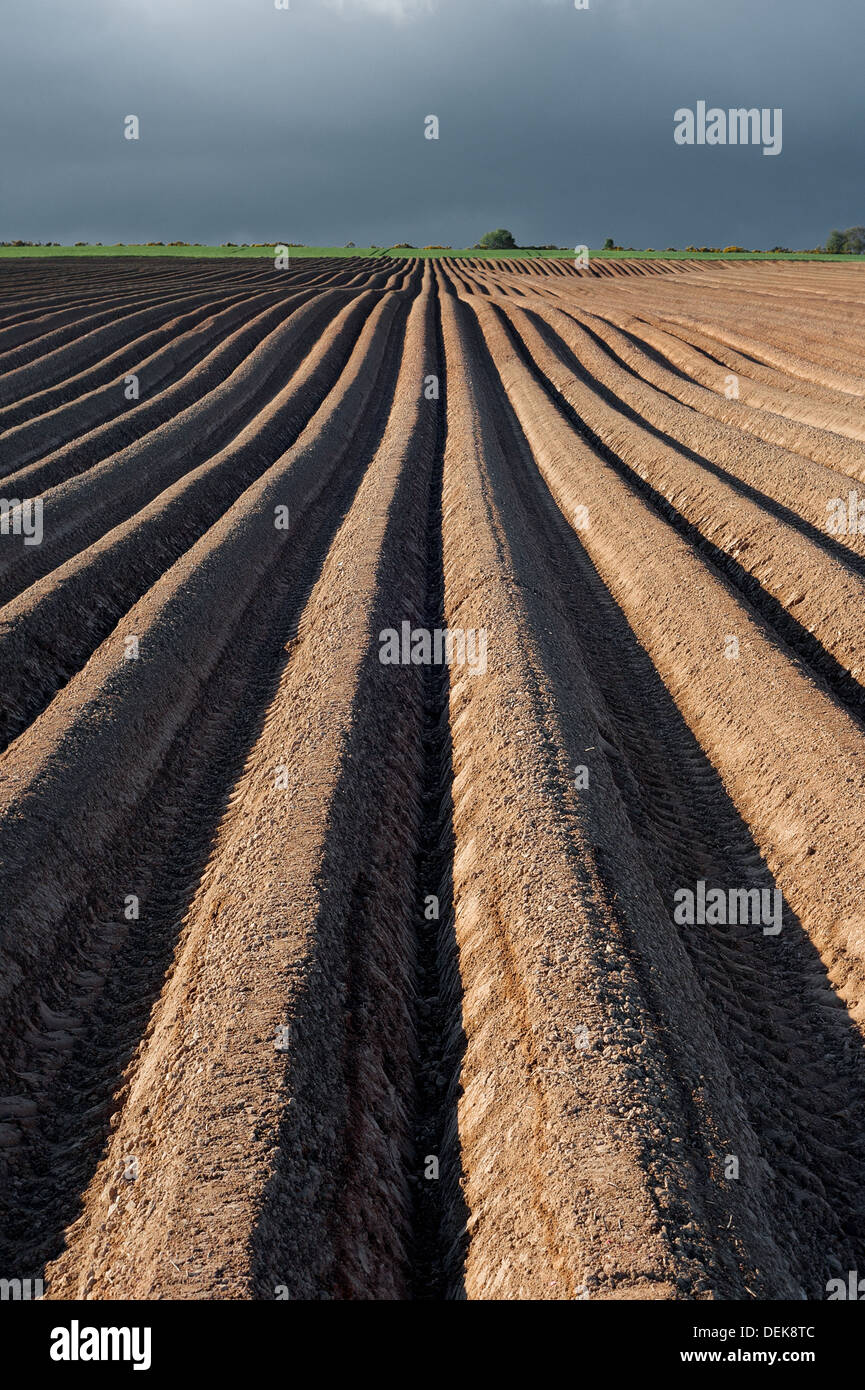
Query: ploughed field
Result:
<box><xmin>1</xmin><ymin>253</ymin><xmax>865</xmax><ymax>1300</ymax></box>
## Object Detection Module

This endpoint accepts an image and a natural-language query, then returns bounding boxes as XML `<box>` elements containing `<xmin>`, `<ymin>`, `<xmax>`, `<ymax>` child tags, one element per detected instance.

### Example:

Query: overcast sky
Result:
<box><xmin>1</xmin><ymin>0</ymin><xmax>861</xmax><ymax>248</ymax></box>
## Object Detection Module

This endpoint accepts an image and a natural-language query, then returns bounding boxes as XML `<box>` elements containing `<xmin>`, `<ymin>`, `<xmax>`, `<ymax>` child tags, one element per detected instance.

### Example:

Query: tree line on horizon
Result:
<box><xmin>2</xmin><ymin>226</ymin><xmax>864</xmax><ymax>253</ymax></box>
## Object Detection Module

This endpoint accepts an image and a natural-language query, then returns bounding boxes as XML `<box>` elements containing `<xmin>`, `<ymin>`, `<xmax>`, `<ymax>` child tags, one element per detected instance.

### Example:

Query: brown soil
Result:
<box><xmin>1</xmin><ymin>255</ymin><xmax>864</xmax><ymax>1300</ymax></box>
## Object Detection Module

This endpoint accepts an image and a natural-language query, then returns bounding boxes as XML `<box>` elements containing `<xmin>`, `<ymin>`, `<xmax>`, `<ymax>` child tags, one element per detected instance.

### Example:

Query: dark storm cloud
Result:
<box><xmin>1</xmin><ymin>0</ymin><xmax>861</xmax><ymax>247</ymax></box>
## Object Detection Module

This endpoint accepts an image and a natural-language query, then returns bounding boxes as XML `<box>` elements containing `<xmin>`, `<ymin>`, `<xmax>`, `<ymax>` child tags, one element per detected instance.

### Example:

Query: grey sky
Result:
<box><xmin>1</xmin><ymin>0</ymin><xmax>861</xmax><ymax>247</ymax></box>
